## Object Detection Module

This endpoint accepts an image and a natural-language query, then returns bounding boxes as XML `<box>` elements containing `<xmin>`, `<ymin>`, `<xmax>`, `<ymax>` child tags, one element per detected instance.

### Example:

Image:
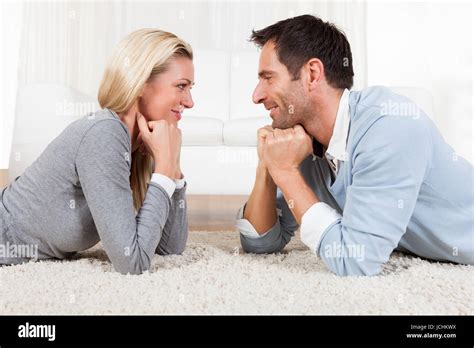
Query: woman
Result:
<box><xmin>0</xmin><ymin>29</ymin><xmax>194</xmax><ymax>274</ymax></box>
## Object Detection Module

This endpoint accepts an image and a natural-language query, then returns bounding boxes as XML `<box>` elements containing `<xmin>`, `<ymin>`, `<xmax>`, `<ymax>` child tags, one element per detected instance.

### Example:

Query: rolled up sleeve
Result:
<box><xmin>236</xmin><ymin>188</ymin><xmax>299</xmax><ymax>254</ymax></box>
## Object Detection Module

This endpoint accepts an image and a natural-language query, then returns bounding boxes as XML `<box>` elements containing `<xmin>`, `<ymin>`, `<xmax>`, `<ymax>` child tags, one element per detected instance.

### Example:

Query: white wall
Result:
<box><xmin>0</xmin><ymin>0</ymin><xmax>368</xmax><ymax>169</ymax></box>
<box><xmin>367</xmin><ymin>0</ymin><xmax>473</xmax><ymax>163</ymax></box>
<box><xmin>0</xmin><ymin>1</ymin><xmax>22</xmax><ymax>170</ymax></box>
<box><xmin>1</xmin><ymin>1</ymin><xmax>472</xmax><ymax>167</ymax></box>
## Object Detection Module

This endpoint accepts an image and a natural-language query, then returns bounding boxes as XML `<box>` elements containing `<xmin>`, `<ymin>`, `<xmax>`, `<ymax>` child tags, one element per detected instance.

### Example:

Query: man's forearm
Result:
<box><xmin>243</xmin><ymin>165</ymin><xmax>277</xmax><ymax>234</ymax></box>
<box><xmin>272</xmin><ymin>169</ymin><xmax>319</xmax><ymax>225</ymax></box>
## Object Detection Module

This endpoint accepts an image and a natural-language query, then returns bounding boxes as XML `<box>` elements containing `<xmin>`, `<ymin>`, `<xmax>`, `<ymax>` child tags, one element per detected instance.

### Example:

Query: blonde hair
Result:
<box><xmin>98</xmin><ymin>29</ymin><xmax>192</xmax><ymax>212</ymax></box>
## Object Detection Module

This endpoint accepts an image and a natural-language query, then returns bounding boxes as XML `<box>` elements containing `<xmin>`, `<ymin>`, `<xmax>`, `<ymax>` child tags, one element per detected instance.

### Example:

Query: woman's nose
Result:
<box><xmin>182</xmin><ymin>91</ymin><xmax>194</xmax><ymax>109</ymax></box>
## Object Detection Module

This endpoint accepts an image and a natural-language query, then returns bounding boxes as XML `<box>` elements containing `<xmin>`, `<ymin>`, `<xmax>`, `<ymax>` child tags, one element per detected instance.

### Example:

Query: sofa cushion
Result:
<box><xmin>9</xmin><ymin>83</ymin><xmax>99</xmax><ymax>180</ymax></box>
<box><xmin>184</xmin><ymin>50</ymin><xmax>230</xmax><ymax>121</ymax></box>
<box><xmin>180</xmin><ymin>146</ymin><xmax>258</xmax><ymax>195</ymax></box>
<box><xmin>223</xmin><ymin>117</ymin><xmax>272</xmax><ymax>146</ymax></box>
<box><xmin>180</xmin><ymin>116</ymin><xmax>223</xmax><ymax>146</ymax></box>
<box><xmin>13</xmin><ymin>83</ymin><xmax>98</xmax><ymax>144</ymax></box>
<box><xmin>229</xmin><ymin>51</ymin><xmax>266</xmax><ymax>120</ymax></box>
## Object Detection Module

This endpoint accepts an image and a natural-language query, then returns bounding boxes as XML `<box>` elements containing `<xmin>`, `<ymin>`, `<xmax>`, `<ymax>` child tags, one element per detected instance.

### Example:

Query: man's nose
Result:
<box><xmin>252</xmin><ymin>82</ymin><xmax>266</xmax><ymax>104</ymax></box>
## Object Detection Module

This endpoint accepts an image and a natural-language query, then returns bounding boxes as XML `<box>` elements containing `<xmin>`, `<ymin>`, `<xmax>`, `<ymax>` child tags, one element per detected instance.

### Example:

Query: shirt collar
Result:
<box><xmin>325</xmin><ymin>88</ymin><xmax>350</xmax><ymax>162</ymax></box>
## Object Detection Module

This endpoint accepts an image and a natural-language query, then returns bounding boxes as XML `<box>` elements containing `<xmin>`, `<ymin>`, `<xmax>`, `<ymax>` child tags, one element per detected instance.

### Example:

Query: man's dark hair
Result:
<box><xmin>250</xmin><ymin>14</ymin><xmax>354</xmax><ymax>89</ymax></box>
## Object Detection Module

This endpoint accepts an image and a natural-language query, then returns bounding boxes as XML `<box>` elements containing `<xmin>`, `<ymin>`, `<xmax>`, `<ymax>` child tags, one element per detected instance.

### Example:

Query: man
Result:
<box><xmin>236</xmin><ymin>14</ymin><xmax>473</xmax><ymax>276</ymax></box>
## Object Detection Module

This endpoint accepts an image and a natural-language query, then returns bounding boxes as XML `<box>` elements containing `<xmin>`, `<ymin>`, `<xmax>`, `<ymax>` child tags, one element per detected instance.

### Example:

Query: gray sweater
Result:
<box><xmin>0</xmin><ymin>109</ymin><xmax>188</xmax><ymax>274</ymax></box>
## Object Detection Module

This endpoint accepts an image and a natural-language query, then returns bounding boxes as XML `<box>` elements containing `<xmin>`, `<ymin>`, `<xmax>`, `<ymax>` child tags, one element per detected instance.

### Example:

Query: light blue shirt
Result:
<box><xmin>237</xmin><ymin>86</ymin><xmax>474</xmax><ymax>276</ymax></box>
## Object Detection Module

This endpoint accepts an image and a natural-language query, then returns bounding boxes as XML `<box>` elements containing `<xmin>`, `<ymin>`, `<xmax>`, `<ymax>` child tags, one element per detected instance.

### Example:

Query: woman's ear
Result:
<box><xmin>125</xmin><ymin>100</ymin><xmax>139</xmax><ymax>121</ymax></box>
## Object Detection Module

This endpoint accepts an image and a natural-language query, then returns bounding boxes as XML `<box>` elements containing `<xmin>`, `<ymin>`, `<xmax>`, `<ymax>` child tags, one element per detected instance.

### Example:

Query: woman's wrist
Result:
<box><xmin>154</xmin><ymin>165</ymin><xmax>175</xmax><ymax>179</ymax></box>
<box><xmin>174</xmin><ymin>169</ymin><xmax>183</xmax><ymax>180</ymax></box>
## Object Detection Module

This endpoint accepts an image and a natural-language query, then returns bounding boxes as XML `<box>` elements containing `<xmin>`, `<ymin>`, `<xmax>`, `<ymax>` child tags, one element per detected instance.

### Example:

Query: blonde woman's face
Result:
<box><xmin>138</xmin><ymin>56</ymin><xmax>194</xmax><ymax>126</ymax></box>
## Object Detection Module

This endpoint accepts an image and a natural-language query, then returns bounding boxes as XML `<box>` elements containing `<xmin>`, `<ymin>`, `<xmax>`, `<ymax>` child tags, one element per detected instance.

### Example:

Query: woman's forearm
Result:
<box><xmin>155</xmin><ymin>187</ymin><xmax>188</xmax><ymax>255</ymax></box>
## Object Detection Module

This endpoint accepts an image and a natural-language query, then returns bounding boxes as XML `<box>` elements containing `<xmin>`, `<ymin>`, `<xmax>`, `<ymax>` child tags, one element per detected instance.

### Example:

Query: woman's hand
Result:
<box><xmin>136</xmin><ymin>112</ymin><xmax>182</xmax><ymax>179</ymax></box>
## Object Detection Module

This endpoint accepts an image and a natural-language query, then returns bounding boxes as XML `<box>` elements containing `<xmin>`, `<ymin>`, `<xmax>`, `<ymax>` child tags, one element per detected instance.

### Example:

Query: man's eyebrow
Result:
<box><xmin>258</xmin><ymin>70</ymin><xmax>275</xmax><ymax>78</ymax></box>
<box><xmin>179</xmin><ymin>78</ymin><xmax>195</xmax><ymax>86</ymax></box>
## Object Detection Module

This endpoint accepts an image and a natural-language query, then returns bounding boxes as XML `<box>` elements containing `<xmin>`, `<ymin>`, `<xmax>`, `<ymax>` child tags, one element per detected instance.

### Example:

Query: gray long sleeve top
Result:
<box><xmin>0</xmin><ymin>109</ymin><xmax>188</xmax><ymax>274</ymax></box>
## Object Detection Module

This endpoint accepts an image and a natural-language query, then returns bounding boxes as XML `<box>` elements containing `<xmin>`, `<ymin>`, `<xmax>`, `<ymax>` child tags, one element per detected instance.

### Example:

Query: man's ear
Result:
<box><xmin>306</xmin><ymin>58</ymin><xmax>324</xmax><ymax>91</ymax></box>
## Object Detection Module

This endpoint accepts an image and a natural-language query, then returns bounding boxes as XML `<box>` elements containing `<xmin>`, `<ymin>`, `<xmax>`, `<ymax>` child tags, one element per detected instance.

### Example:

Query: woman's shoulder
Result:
<box><xmin>52</xmin><ymin>108</ymin><xmax>131</xmax><ymax>159</ymax></box>
<box><xmin>82</xmin><ymin>108</ymin><xmax>128</xmax><ymax>133</ymax></box>
<box><xmin>70</xmin><ymin>109</ymin><xmax>132</xmax><ymax>164</ymax></box>
<box><xmin>71</xmin><ymin>109</ymin><xmax>133</xmax><ymax>172</ymax></box>
<box><xmin>67</xmin><ymin>108</ymin><xmax>130</xmax><ymax>143</ymax></box>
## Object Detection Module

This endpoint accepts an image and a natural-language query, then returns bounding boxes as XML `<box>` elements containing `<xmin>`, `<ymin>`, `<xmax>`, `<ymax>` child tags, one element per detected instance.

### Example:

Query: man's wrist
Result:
<box><xmin>269</xmin><ymin>168</ymin><xmax>301</xmax><ymax>188</ymax></box>
<box><xmin>256</xmin><ymin>164</ymin><xmax>275</xmax><ymax>186</ymax></box>
<box><xmin>256</xmin><ymin>162</ymin><xmax>267</xmax><ymax>175</ymax></box>
<box><xmin>273</xmin><ymin>169</ymin><xmax>318</xmax><ymax>224</ymax></box>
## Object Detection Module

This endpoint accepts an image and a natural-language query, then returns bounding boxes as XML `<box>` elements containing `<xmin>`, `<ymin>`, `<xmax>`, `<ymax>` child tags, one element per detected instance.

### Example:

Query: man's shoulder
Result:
<box><xmin>348</xmin><ymin>86</ymin><xmax>431</xmax><ymax>142</ymax></box>
<box><xmin>349</xmin><ymin>85</ymin><xmax>409</xmax><ymax>114</ymax></box>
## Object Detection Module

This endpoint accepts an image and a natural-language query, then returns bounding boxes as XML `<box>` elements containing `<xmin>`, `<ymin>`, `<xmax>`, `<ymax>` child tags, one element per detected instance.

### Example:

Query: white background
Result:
<box><xmin>0</xmin><ymin>0</ymin><xmax>472</xmax><ymax>168</ymax></box>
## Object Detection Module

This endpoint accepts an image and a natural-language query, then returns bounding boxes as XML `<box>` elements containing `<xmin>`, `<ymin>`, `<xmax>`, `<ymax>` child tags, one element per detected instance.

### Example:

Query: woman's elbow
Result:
<box><xmin>113</xmin><ymin>258</ymin><xmax>151</xmax><ymax>275</ymax></box>
<box><xmin>155</xmin><ymin>243</ymin><xmax>186</xmax><ymax>256</ymax></box>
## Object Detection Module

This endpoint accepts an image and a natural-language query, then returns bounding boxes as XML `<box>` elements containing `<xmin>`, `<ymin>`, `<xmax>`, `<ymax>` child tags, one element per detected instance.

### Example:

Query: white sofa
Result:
<box><xmin>8</xmin><ymin>50</ymin><xmax>435</xmax><ymax>195</ymax></box>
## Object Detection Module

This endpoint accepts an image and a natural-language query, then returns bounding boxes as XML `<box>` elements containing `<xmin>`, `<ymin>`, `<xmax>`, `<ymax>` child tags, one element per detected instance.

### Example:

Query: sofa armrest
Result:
<box><xmin>0</xmin><ymin>169</ymin><xmax>9</xmax><ymax>188</ymax></box>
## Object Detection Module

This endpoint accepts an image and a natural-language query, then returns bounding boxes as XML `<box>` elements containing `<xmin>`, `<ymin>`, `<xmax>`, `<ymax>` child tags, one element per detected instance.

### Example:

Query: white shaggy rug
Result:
<box><xmin>0</xmin><ymin>231</ymin><xmax>472</xmax><ymax>315</ymax></box>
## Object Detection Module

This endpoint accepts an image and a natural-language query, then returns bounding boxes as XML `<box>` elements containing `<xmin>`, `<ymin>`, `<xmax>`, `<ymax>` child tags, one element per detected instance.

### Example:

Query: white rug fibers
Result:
<box><xmin>0</xmin><ymin>231</ymin><xmax>472</xmax><ymax>314</ymax></box>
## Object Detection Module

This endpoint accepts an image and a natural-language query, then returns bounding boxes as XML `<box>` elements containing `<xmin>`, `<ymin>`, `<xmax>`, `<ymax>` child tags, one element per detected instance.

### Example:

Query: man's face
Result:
<box><xmin>252</xmin><ymin>41</ymin><xmax>308</xmax><ymax>129</ymax></box>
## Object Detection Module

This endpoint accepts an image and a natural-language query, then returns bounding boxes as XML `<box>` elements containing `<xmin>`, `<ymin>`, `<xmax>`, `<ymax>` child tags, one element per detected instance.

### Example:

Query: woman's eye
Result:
<box><xmin>177</xmin><ymin>84</ymin><xmax>186</xmax><ymax>90</ymax></box>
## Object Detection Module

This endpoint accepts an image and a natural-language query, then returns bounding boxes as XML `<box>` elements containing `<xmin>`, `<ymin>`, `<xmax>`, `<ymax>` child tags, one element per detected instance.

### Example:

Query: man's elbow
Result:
<box><xmin>240</xmin><ymin>233</ymin><xmax>286</xmax><ymax>254</ymax></box>
<box><xmin>325</xmin><ymin>259</ymin><xmax>383</xmax><ymax>277</ymax></box>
